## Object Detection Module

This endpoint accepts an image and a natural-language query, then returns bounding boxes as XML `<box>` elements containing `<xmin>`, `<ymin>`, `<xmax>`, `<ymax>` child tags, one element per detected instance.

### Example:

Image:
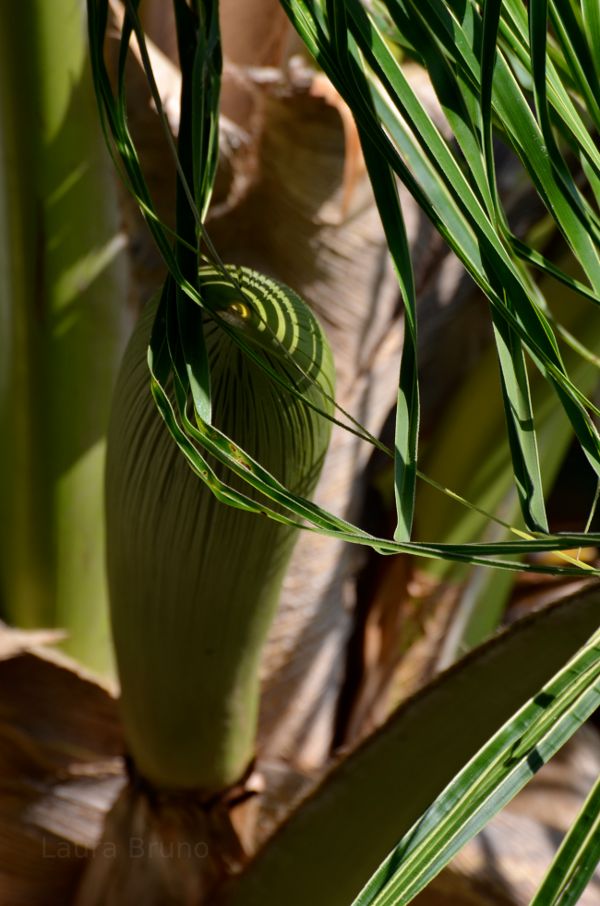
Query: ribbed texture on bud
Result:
<box><xmin>106</xmin><ymin>267</ymin><xmax>334</xmax><ymax>792</ymax></box>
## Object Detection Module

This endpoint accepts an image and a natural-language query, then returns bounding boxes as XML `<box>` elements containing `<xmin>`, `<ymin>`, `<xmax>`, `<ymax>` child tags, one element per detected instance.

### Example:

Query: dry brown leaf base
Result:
<box><xmin>0</xmin><ymin>629</ymin><xmax>123</xmax><ymax>905</ymax></box>
<box><xmin>74</xmin><ymin>783</ymin><xmax>245</xmax><ymax>906</ymax></box>
<box><xmin>1</xmin><ymin>625</ymin><xmax>599</xmax><ymax>906</ymax></box>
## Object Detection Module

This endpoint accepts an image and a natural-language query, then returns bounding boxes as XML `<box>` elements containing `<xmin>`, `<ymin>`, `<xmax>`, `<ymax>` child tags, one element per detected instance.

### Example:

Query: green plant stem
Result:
<box><xmin>0</xmin><ymin>0</ymin><xmax>130</xmax><ymax>674</ymax></box>
<box><xmin>106</xmin><ymin>271</ymin><xmax>334</xmax><ymax>792</ymax></box>
<box><xmin>414</xmin><ymin>261</ymin><xmax>600</xmax><ymax>657</ymax></box>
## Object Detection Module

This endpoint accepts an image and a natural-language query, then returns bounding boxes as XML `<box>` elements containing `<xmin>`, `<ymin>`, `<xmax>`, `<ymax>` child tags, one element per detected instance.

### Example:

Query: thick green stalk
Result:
<box><xmin>417</xmin><ymin>292</ymin><xmax>598</xmax><ymax>551</ymax></box>
<box><xmin>106</xmin><ymin>266</ymin><xmax>334</xmax><ymax>793</ymax></box>
<box><xmin>0</xmin><ymin>0</ymin><xmax>130</xmax><ymax>674</ymax></box>
<box><xmin>415</xmin><ymin>272</ymin><xmax>600</xmax><ymax>655</ymax></box>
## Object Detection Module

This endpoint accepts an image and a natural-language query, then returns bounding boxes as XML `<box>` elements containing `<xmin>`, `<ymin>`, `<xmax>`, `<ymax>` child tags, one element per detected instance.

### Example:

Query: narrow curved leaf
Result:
<box><xmin>221</xmin><ymin>588</ymin><xmax>600</xmax><ymax>906</ymax></box>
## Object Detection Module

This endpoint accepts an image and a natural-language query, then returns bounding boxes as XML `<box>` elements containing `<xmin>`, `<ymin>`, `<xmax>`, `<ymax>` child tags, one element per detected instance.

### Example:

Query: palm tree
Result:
<box><xmin>1</xmin><ymin>1</ymin><xmax>599</xmax><ymax>904</ymax></box>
